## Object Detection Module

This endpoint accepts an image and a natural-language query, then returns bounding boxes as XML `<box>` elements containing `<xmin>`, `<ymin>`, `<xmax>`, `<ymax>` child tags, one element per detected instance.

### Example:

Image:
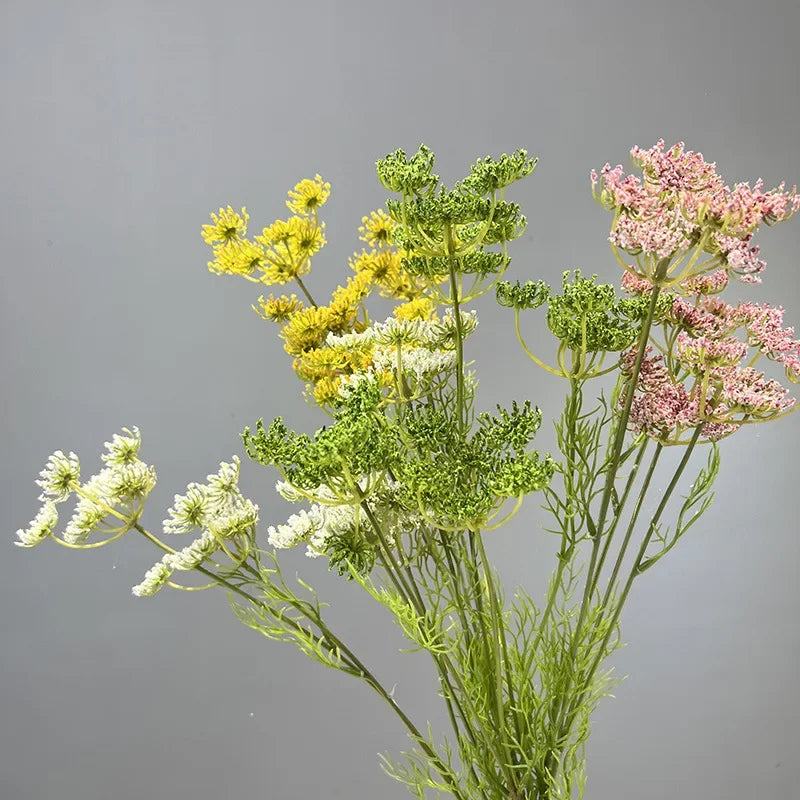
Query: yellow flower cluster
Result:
<box><xmin>253</xmin><ymin>293</ymin><xmax>303</xmax><ymax>323</ymax></box>
<box><xmin>286</xmin><ymin>174</ymin><xmax>330</xmax><ymax>216</ymax></box>
<box><xmin>255</xmin><ymin>216</ymin><xmax>326</xmax><ymax>285</ymax></box>
<box><xmin>203</xmin><ymin>189</ymin><xmax>441</xmax><ymax>409</ymax></box>
<box><xmin>278</xmin><ymin>272</ymin><xmax>376</xmax><ymax>407</ymax></box>
<box><xmin>351</xmin><ymin>208</ymin><xmax>435</xmax><ymax>308</ymax></box>
<box><xmin>282</xmin><ymin>272</ymin><xmax>371</xmax><ymax>356</ymax></box>
<box><xmin>359</xmin><ymin>209</ymin><xmax>394</xmax><ymax>248</ymax></box>
<box><xmin>202</xmin><ymin>206</ymin><xmax>250</xmax><ymax>246</ymax></box>
<box><xmin>203</xmin><ymin>176</ymin><xmax>330</xmax><ymax>284</ymax></box>
<box><xmin>393</xmin><ymin>296</ymin><xmax>437</xmax><ymax>321</ymax></box>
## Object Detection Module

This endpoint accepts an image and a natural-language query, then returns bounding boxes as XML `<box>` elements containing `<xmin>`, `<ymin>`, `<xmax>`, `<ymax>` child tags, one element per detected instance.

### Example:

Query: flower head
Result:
<box><xmin>36</xmin><ymin>451</ymin><xmax>80</xmax><ymax>503</ymax></box>
<box><xmin>201</xmin><ymin>206</ymin><xmax>249</xmax><ymax>245</ymax></box>
<box><xmin>205</xmin><ymin>457</ymin><xmax>242</xmax><ymax>510</ymax></box>
<box><xmin>268</xmin><ymin>507</ymin><xmax>324</xmax><ymax>550</ymax></box>
<box><xmin>593</xmin><ymin>140</ymin><xmax>800</xmax><ymax>285</ymax></box>
<box><xmin>132</xmin><ymin>556</ymin><xmax>174</xmax><ymax>597</ymax></box>
<box><xmin>254</xmin><ymin>293</ymin><xmax>303</xmax><ymax>323</ymax></box>
<box><xmin>208</xmin><ymin>238</ymin><xmax>266</xmax><ymax>276</ymax></box>
<box><xmin>168</xmin><ymin>530</ymin><xmax>220</xmax><ymax>570</ymax></box>
<box><xmin>104</xmin><ymin>461</ymin><xmax>157</xmax><ymax>503</ymax></box>
<box><xmin>16</xmin><ymin>502</ymin><xmax>58</xmax><ymax>547</ymax></box>
<box><xmin>394</xmin><ymin>297</ymin><xmax>436</xmax><ymax>322</ymax></box>
<box><xmin>208</xmin><ymin>498</ymin><xmax>259</xmax><ymax>540</ymax></box>
<box><xmin>63</xmin><ymin>493</ymin><xmax>110</xmax><ymax>544</ymax></box>
<box><xmin>359</xmin><ymin>209</ymin><xmax>395</xmax><ymax>248</ymax></box>
<box><xmin>102</xmin><ymin>427</ymin><xmax>142</xmax><ymax>466</ymax></box>
<box><xmin>163</xmin><ymin>483</ymin><xmax>209</xmax><ymax>533</ymax></box>
<box><xmin>286</xmin><ymin>175</ymin><xmax>331</xmax><ymax>216</ymax></box>
<box><xmin>255</xmin><ymin>216</ymin><xmax>326</xmax><ymax>285</ymax></box>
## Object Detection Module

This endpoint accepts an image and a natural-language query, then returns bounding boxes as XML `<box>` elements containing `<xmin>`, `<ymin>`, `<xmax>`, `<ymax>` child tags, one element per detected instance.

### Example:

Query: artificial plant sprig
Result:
<box><xmin>16</xmin><ymin>140</ymin><xmax>800</xmax><ymax>800</ymax></box>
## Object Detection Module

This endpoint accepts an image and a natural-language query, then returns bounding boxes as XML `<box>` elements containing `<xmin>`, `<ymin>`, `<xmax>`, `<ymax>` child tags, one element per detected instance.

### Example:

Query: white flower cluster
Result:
<box><xmin>326</xmin><ymin>311</ymin><xmax>478</xmax><ymax>401</ymax></box>
<box><xmin>268</xmin><ymin>478</ymin><xmax>422</xmax><ymax>559</ymax></box>
<box><xmin>17</xmin><ymin>430</ymin><xmax>157</xmax><ymax>548</ymax></box>
<box><xmin>132</xmin><ymin>456</ymin><xmax>259</xmax><ymax>598</ymax></box>
<box><xmin>101</xmin><ymin>427</ymin><xmax>142</xmax><ymax>466</ymax></box>
<box><xmin>162</xmin><ymin>456</ymin><xmax>255</xmax><ymax>536</ymax></box>
<box><xmin>131</xmin><ymin>558</ymin><xmax>173</xmax><ymax>597</ymax></box>
<box><xmin>36</xmin><ymin>450</ymin><xmax>81</xmax><ymax>503</ymax></box>
<box><xmin>325</xmin><ymin>310</ymin><xmax>478</xmax><ymax>351</ymax></box>
<box><xmin>16</xmin><ymin>501</ymin><xmax>59</xmax><ymax>547</ymax></box>
<box><xmin>370</xmin><ymin>346</ymin><xmax>457</xmax><ymax>382</ymax></box>
<box><xmin>63</xmin><ymin>460</ymin><xmax>156</xmax><ymax>544</ymax></box>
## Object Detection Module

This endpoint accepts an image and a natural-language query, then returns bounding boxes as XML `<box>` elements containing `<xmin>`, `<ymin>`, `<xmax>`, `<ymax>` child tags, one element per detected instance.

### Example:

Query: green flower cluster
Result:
<box><xmin>394</xmin><ymin>400</ymin><xmax>555</xmax><ymax>530</ymax></box>
<box><xmin>546</xmin><ymin>270</ymin><xmax>641</xmax><ymax>352</ymax></box>
<box><xmin>496</xmin><ymin>278</ymin><xmax>550</xmax><ymax>310</ymax></box>
<box><xmin>401</xmin><ymin>251</ymin><xmax>510</xmax><ymax>277</ymax></box>
<box><xmin>377</xmin><ymin>145</ymin><xmax>533</xmax><ymax>287</ymax></box>
<box><xmin>499</xmin><ymin>271</ymin><xmax>647</xmax><ymax>354</ymax></box>
<box><xmin>242</xmin><ymin>380</ymin><xmax>397</xmax><ymax>492</ymax></box>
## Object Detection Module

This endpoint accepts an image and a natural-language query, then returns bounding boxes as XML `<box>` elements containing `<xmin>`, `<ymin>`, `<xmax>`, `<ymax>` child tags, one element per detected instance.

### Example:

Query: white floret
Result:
<box><xmin>163</xmin><ymin>483</ymin><xmax>209</xmax><ymax>533</ymax></box>
<box><xmin>267</xmin><ymin>506</ymin><xmax>324</xmax><ymax>549</ymax></box>
<box><xmin>36</xmin><ymin>450</ymin><xmax>80</xmax><ymax>503</ymax></box>
<box><xmin>101</xmin><ymin>427</ymin><xmax>142</xmax><ymax>466</ymax></box>
<box><xmin>131</xmin><ymin>556</ymin><xmax>174</xmax><ymax>597</ymax></box>
<box><xmin>169</xmin><ymin>530</ymin><xmax>219</xmax><ymax>570</ymax></box>
<box><xmin>16</xmin><ymin>501</ymin><xmax>59</xmax><ymax>547</ymax></box>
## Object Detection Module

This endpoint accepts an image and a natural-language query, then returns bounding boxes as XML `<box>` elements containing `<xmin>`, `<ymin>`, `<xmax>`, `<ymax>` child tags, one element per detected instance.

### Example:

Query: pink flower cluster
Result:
<box><xmin>592</xmin><ymin>140</ymin><xmax>800</xmax><ymax>283</ymax></box>
<box><xmin>621</xmin><ymin>267</ymin><xmax>729</xmax><ymax>296</ymax></box>
<box><xmin>619</xmin><ymin>292</ymin><xmax>800</xmax><ymax>441</ymax></box>
<box><xmin>676</xmin><ymin>332</ymin><xmax>747</xmax><ymax>368</ymax></box>
<box><xmin>621</xmin><ymin>346</ymin><xmax>739</xmax><ymax>441</ymax></box>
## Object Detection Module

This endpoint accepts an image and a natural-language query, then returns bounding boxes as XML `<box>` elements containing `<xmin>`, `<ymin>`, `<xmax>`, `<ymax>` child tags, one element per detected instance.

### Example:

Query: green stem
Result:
<box><xmin>364</xmin><ymin>496</ymin><xmax>498</xmax><ymax>793</ymax></box>
<box><xmin>475</xmin><ymin>531</ymin><xmax>521</xmax><ymax>792</ymax></box>
<box><xmin>419</xmin><ymin>530</ymin><xmax>486</xmax><ymax>795</ymax></box>
<box><xmin>592</xmin><ymin>437</ymin><xmax>649</xmax><ymax>593</ymax></box>
<box><xmin>554</xmin><ymin>426</ymin><xmax>703</xmax><ymax>781</ymax></box>
<box><xmin>599</xmin><ymin>443</ymin><xmax>663</xmax><ymax>611</ymax></box>
<box><xmin>592</xmin><ymin>425</ymin><xmax>702</xmax><ymax>680</ymax></box>
<box><xmin>541</xmin><ymin>285</ymin><xmax>662</xmax><ymax>792</ymax></box>
<box><xmin>446</xmin><ymin>223</ymin><xmax>466</xmax><ymax>437</ymax></box>
<box><xmin>294</xmin><ymin>275</ymin><xmax>317</xmax><ymax>307</ymax></box>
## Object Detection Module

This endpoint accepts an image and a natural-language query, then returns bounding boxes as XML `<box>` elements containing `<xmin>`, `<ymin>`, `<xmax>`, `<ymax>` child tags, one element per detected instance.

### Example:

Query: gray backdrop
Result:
<box><xmin>2</xmin><ymin>1</ymin><xmax>798</xmax><ymax>798</ymax></box>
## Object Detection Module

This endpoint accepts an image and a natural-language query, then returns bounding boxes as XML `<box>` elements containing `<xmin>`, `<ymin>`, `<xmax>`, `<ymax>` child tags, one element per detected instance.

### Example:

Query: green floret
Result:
<box><xmin>376</xmin><ymin>144</ymin><xmax>439</xmax><ymax>197</ymax></box>
<box><xmin>496</xmin><ymin>279</ymin><xmax>551</xmax><ymax>310</ymax></box>
<box><xmin>546</xmin><ymin>270</ymin><xmax>640</xmax><ymax>352</ymax></box>
<box><xmin>394</xmin><ymin>401</ymin><xmax>554</xmax><ymax>530</ymax></box>
<box><xmin>457</xmin><ymin>150</ymin><xmax>538</xmax><ymax>196</ymax></box>
<box><xmin>402</xmin><ymin>251</ymin><xmax>509</xmax><ymax>278</ymax></box>
<box><xmin>242</xmin><ymin>380</ymin><xmax>398</xmax><ymax>492</ymax></box>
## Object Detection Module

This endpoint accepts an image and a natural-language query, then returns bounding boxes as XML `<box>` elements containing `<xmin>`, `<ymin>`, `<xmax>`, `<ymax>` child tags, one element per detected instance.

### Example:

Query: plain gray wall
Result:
<box><xmin>2</xmin><ymin>1</ymin><xmax>798</xmax><ymax>798</ymax></box>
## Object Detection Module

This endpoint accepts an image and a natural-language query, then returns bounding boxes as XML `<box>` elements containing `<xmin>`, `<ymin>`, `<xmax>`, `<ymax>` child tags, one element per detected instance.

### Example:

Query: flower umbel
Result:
<box><xmin>286</xmin><ymin>175</ymin><xmax>331</xmax><ymax>216</ymax></box>
<box><xmin>36</xmin><ymin>451</ymin><xmax>80</xmax><ymax>503</ymax></box>
<box><xmin>201</xmin><ymin>206</ymin><xmax>249</xmax><ymax>245</ymax></box>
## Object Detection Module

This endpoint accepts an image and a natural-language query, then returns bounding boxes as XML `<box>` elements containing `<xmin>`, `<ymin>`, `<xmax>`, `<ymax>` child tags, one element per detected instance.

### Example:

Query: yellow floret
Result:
<box><xmin>309</xmin><ymin>376</ymin><xmax>342</xmax><ymax>408</ymax></box>
<box><xmin>294</xmin><ymin>347</ymin><xmax>349</xmax><ymax>382</ymax></box>
<box><xmin>289</xmin><ymin>218</ymin><xmax>326</xmax><ymax>260</ymax></box>
<box><xmin>208</xmin><ymin>239</ymin><xmax>266</xmax><ymax>276</ymax></box>
<box><xmin>202</xmin><ymin>206</ymin><xmax>249</xmax><ymax>245</ymax></box>
<box><xmin>328</xmin><ymin>273</ymin><xmax>372</xmax><ymax>333</ymax></box>
<box><xmin>281</xmin><ymin>306</ymin><xmax>337</xmax><ymax>355</ymax></box>
<box><xmin>255</xmin><ymin>217</ymin><xmax>326</xmax><ymax>285</ymax></box>
<box><xmin>286</xmin><ymin>175</ymin><xmax>331</xmax><ymax>216</ymax></box>
<box><xmin>394</xmin><ymin>296</ymin><xmax>437</xmax><ymax>322</ymax></box>
<box><xmin>253</xmin><ymin>293</ymin><xmax>303</xmax><ymax>323</ymax></box>
<box><xmin>358</xmin><ymin>209</ymin><xmax>395</xmax><ymax>248</ymax></box>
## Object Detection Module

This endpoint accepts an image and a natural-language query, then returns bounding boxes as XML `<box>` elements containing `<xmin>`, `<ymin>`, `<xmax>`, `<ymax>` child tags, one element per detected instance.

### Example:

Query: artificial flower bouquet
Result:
<box><xmin>16</xmin><ymin>141</ymin><xmax>800</xmax><ymax>800</ymax></box>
